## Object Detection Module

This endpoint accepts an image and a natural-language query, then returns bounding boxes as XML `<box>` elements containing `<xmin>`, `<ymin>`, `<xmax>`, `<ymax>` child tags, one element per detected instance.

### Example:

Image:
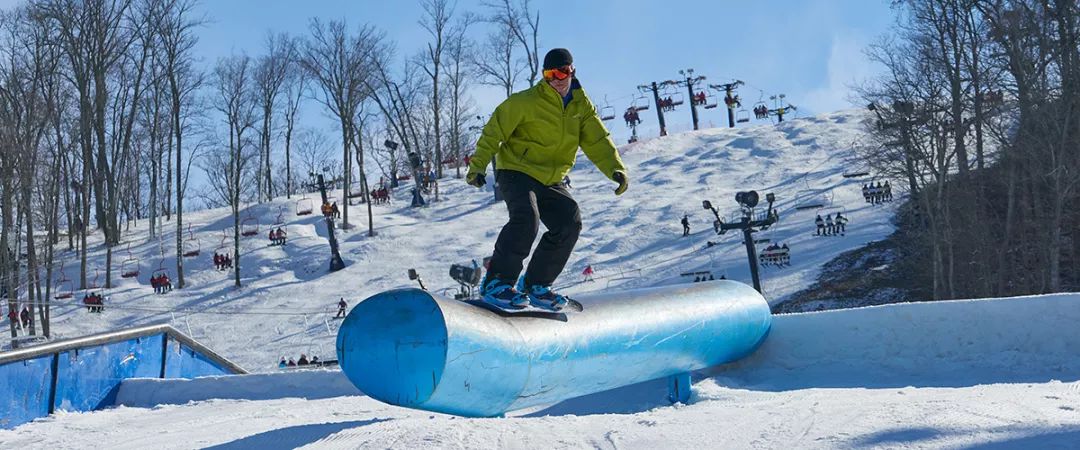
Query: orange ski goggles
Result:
<box><xmin>543</xmin><ymin>65</ymin><xmax>574</xmax><ymax>81</ymax></box>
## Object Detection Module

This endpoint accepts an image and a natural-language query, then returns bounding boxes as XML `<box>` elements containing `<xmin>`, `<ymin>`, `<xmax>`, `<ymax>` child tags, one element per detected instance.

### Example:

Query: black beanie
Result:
<box><xmin>543</xmin><ymin>48</ymin><xmax>573</xmax><ymax>70</ymax></box>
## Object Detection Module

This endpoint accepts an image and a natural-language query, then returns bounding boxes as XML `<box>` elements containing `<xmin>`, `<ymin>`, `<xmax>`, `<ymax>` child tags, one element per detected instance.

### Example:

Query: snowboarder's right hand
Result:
<box><xmin>466</xmin><ymin>170</ymin><xmax>486</xmax><ymax>188</ymax></box>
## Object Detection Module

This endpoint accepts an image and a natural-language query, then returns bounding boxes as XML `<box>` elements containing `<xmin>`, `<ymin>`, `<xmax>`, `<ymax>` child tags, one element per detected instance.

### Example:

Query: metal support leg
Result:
<box><xmin>668</xmin><ymin>372</ymin><xmax>692</xmax><ymax>403</ymax></box>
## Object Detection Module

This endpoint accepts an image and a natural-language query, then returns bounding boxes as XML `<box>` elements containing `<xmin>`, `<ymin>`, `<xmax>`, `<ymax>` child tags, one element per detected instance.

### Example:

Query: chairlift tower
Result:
<box><xmin>676</xmin><ymin>69</ymin><xmax>707</xmax><ymax>130</ymax></box>
<box><xmin>316</xmin><ymin>174</ymin><xmax>346</xmax><ymax>272</ymax></box>
<box><xmin>705</xmin><ymin>191</ymin><xmax>777</xmax><ymax>293</ymax></box>
<box><xmin>768</xmin><ymin>94</ymin><xmax>797</xmax><ymax>123</ymax></box>
<box><xmin>709</xmin><ymin>80</ymin><xmax>744</xmax><ymax>128</ymax></box>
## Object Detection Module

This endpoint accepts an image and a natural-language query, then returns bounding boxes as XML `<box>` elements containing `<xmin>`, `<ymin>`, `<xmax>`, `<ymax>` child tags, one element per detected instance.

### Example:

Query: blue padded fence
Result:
<box><xmin>0</xmin><ymin>324</ymin><xmax>245</xmax><ymax>429</ymax></box>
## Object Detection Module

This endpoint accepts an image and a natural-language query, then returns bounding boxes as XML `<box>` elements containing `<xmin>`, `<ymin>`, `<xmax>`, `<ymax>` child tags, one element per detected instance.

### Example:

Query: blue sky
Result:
<box><xmin>193</xmin><ymin>0</ymin><xmax>896</xmax><ymax>142</ymax></box>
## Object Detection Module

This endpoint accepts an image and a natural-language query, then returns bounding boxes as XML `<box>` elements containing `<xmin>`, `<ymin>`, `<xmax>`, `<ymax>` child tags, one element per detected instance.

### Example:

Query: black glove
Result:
<box><xmin>612</xmin><ymin>171</ymin><xmax>628</xmax><ymax>196</ymax></box>
<box><xmin>466</xmin><ymin>171</ymin><xmax>486</xmax><ymax>188</ymax></box>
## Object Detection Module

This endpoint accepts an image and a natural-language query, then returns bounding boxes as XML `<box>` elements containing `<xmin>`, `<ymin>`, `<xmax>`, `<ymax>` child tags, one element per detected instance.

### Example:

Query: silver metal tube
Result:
<box><xmin>337</xmin><ymin>280</ymin><xmax>771</xmax><ymax>417</ymax></box>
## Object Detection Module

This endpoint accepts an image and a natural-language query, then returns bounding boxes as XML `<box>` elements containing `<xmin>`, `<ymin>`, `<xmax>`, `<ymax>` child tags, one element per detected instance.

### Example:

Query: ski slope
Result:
<box><xmin>15</xmin><ymin>110</ymin><xmax>1079</xmax><ymax>447</ymax></box>
<box><xmin>2</xmin><ymin>293</ymin><xmax>1079</xmax><ymax>448</ymax></box>
<box><xmin>11</xmin><ymin>109</ymin><xmax>894</xmax><ymax>372</ymax></box>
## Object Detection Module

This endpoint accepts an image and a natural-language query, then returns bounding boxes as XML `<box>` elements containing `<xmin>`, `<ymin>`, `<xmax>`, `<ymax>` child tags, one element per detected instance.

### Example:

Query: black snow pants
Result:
<box><xmin>487</xmin><ymin>170</ymin><xmax>582</xmax><ymax>287</ymax></box>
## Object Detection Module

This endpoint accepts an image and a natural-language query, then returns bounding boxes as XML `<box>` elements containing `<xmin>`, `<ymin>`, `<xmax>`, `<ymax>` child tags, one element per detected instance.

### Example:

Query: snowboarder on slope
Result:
<box><xmin>336</xmin><ymin>298</ymin><xmax>348</xmax><ymax>318</ymax></box>
<box><xmin>465</xmin><ymin>48</ymin><xmax>628</xmax><ymax>310</ymax></box>
<box><xmin>681</xmin><ymin>214</ymin><xmax>690</xmax><ymax>236</ymax></box>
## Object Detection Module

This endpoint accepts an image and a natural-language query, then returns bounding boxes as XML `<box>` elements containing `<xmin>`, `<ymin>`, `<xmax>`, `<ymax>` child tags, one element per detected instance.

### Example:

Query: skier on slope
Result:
<box><xmin>465</xmin><ymin>48</ymin><xmax>628</xmax><ymax>310</ymax></box>
<box><xmin>681</xmin><ymin>215</ymin><xmax>690</xmax><ymax>236</ymax></box>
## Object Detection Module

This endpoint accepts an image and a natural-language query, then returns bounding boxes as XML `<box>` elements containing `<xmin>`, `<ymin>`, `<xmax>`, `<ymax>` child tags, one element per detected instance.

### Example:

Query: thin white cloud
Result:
<box><xmin>802</xmin><ymin>34</ymin><xmax>882</xmax><ymax>113</ymax></box>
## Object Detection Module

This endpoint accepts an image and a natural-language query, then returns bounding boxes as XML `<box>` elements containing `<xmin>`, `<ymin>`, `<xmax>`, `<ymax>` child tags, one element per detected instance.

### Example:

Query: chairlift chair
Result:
<box><xmin>703</xmin><ymin>93</ymin><xmax>718</xmax><ymax>109</ymax></box>
<box><xmin>241</xmin><ymin>214</ymin><xmax>259</xmax><ymax>237</ymax></box>
<box><xmin>631</xmin><ymin>94</ymin><xmax>650</xmax><ymax>111</ymax></box>
<box><xmin>182</xmin><ymin>224</ymin><xmax>201</xmax><ymax>257</ymax></box>
<box><xmin>793</xmin><ymin>190</ymin><xmax>828</xmax><ymax>210</ymax></box>
<box><xmin>120</xmin><ymin>244</ymin><xmax>140</xmax><ymax>278</ymax></box>
<box><xmin>599</xmin><ymin>105</ymin><xmax>616</xmax><ymax>121</ymax></box>
<box><xmin>736</xmin><ymin>109</ymin><xmax>750</xmax><ymax>123</ymax></box>
<box><xmin>296</xmin><ymin>195</ymin><xmax>314</xmax><ymax>216</ymax></box>
<box><xmin>346</xmin><ymin>181</ymin><xmax>364</xmax><ymax>199</ymax></box>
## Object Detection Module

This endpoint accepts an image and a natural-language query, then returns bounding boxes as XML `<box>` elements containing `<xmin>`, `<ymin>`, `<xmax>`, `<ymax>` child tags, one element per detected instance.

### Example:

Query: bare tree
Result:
<box><xmin>253</xmin><ymin>31</ymin><xmax>293</xmax><ymax>202</ymax></box>
<box><xmin>211</xmin><ymin>53</ymin><xmax>257</xmax><ymax>288</ymax></box>
<box><xmin>443</xmin><ymin>13</ymin><xmax>477</xmax><ymax>179</ymax></box>
<box><xmin>280</xmin><ymin>36</ymin><xmax>305</xmax><ymax>199</ymax></box>
<box><xmin>299</xmin><ymin>18</ymin><xmax>379</xmax><ymax>231</ymax></box>
<box><xmin>417</xmin><ymin>0</ymin><xmax>454</xmax><ymax>180</ymax></box>
<box><xmin>153</xmin><ymin>0</ymin><xmax>203</xmax><ymax>289</ymax></box>
<box><xmin>484</xmin><ymin>0</ymin><xmax>540</xmax><ymax>85</ymax></box>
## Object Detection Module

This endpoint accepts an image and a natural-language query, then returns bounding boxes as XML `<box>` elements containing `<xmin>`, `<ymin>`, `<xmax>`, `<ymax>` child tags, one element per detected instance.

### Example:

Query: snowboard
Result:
<box><xmin>463</xmin><ymin>297</ymin><xmax>583</xmax><ymax>320</ymax></box>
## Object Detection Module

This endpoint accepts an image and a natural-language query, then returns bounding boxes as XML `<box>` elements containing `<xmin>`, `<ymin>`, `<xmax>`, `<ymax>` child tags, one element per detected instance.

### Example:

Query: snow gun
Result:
<box><xmin>336</xmin><ymin>281</ymin><xmax>771</xmax><ymax>417</ymax></box>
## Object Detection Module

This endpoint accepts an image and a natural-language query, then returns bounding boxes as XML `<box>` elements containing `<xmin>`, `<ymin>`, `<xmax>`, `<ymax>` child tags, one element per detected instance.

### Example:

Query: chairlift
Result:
<box><xmin>54</xmin><ymin>261</ymin><xmax>73</xmax><ymax>300</ymax></box>
<box><xmin>599</xmin><ymin>105</ymin><xmax>616</xmax><ymax>121</ymax></box>
<box><xmin>120</xmin><ymin>243</ymin><xmax>140</xmax><ymax>278</ymax></box>
<box><xmin>241</xmin><ymin>212</ymin><xmax>259</xmax><ymax>237</ymax></box>
<box><xmin>346</xmin><ymin>180</ymin><xmax>364</xmax><ymax>199</ymax></box>
<box><xmin>703</xmin><ymin>92</ymin><xmax>718</xmax><ymax>109</ymax></box>
<box><xmin>736</xmin><ymin>109</ymin><xmax>750</xmax><ymax>123</ymax></box>
<box><xmin>631</xmin><ymin>94</ymin><xmax>650</xmax><ymax>111</ymax></box>
<box><xmin>182</xmin><ymin>224</ymin><xmax>201</xmax><ymax>257</ymax></box>
<box><xmin>793</xmin><ymin>190</ymin><xmax>828</xmax><ymax>210</ymax></box>
<box><xmin>296</xmin><ymin>194</ymin><xmax>314</xmax><ymax>216</ymax></box>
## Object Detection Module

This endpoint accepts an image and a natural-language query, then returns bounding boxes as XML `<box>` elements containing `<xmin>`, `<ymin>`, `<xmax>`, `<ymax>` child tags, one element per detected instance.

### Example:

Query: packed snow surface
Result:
<box><xmin>5</xmin><ymin>111</ymin><xmax>1078</xmax><ymax>447</ymax></box>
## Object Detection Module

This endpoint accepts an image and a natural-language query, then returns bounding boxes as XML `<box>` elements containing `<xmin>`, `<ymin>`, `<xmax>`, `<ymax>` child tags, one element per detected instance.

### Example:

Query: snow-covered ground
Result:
<box><xmin>3</xmin><ymin>293</ymin><xmax>1079</xmax><ymax>448</ymax></box>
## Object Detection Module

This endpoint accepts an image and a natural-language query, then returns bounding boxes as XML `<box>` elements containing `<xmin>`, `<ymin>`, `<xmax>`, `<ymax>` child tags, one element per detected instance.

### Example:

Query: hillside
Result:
<box><xmin>15</xmin><ymin>109</ymin><xmax>895</xmax><ymax>371</ymax></box>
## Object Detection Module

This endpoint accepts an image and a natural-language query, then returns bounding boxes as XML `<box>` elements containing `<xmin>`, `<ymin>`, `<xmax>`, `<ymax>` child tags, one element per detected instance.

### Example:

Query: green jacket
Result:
<box><xmin>469</xmin><ymin>79</ymin><xmax>627</xmax><ymax>186</ymax></box>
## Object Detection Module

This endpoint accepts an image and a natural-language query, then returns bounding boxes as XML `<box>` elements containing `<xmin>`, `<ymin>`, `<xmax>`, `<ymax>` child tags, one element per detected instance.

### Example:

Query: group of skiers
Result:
<box><xmin>279</xmin><ymin>354</ymin><xmax>321</xmax><ymax>368</ymax></box>
<box><xmin>692</xmin><ymin>91</ymin><xmax>708</xmax><ymax>106</ymax></box>
<box><xmin>268</xmin><ymin>227</ymin><xmax>287</xmax><ymax>246</ymax></box>
<box><xmin>753</xmin><ymin>105</ymin><xmax>770</xmax><ymax>119</ymax></box>
<box><xmin>213</xmin><ymin>252</ymin><xmax>233</xmax><ymax>270</ymax></box>
<box><xmin>863</xmin><ymin>181</ymin><xmax>893</xmax><ymax>204</ymax></box>
<box><xmin>320</xmin><ymin>201</ymin><xmax>341</xmax><ymax>219</ymax></box>
<box><xmin>623</xmin><ymin>108</ymin><xmax>641</xmax><ymax>126</ymax></box>
<box><xmin>760</xmin><ymin>243</ymin><xmax>791</xmax><ymax>266</ymax></box>
<box><xmin>659</xmin><ymin>96</ymin><xmax>679</xmax><ymax>111</ymax></box>
<box><xmin>371</xmin><ymin>187</ymin><xmax>391</xmax><ymax>205</ymax></box>
<box><xmin>151</xmin><ymin>273</ymin><xmax>172</xmax><ymax>294</ymax></box>
<box><xmin>815</xmin><ymin>212</ymin><xmax>848</xmax><ymax>236</ymax></box>
<box><xmin>82</xmin><ymin>293</ymin><xmax>105</xmax><ymax>312</ymax></box>
<box><xmin>7</xmin><ymin>306</ymin><xmax>33</xmax><ymax>328</ymax></box>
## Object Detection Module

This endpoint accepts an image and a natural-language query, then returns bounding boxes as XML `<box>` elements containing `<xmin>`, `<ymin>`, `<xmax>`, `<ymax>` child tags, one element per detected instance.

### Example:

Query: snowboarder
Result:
<box><xmin>884</xmin><ymin>181</ymin><xmax>892</xmax><ymax>201</ymax></box>
<box><xmin>835</xmin><ymin>212</ymin><xmax>847</xmax><ymax>235</ymax></box>
<box><xmin>268</xmin><ymin>229</ymin><xmax>278</xmax><ymax>246</ymax></box>
<box><xmin>278</xmin><ymin>357</ymin><xmax>287</xmax><ymax>369</ymax></box>
<box><xmin>781</xmin><ymin>243</ymin><xmax>790</xmax><ymax>265</ymax></box>
<box><xmin>862</xmin><ymin>184</ymin><xmax>871</xmax><ymax>203</ymax></box>
<box><xmin>335</xmin><ymin>298</ymin><xmax>348</xmax><ymax>318</ymax></box>
<box><xmin>20</xmin><ymin>306</ymin><xmax>30</xmax><ymax>329</ymax></box>
<box><xmin>331</xmin><ymin>202</ymin><xmax>340</xmax><ymax>219</ymax></box>
<box><xmin>681</xmin><ymin>214</ymin><xmax>690</xmax><ymax>236</ymax></box>
<box><xmin>287</xmin><ymin>358</ymin><xmax>296</xmax><ymax>367</ymax></box>
<box><xmin>276</xmin><ymin>227</ymin><xmax>286</xmax><ymax>245</ymax></box>
<box><xmin>815</xmin><ymin>214</ymin><xmax>825</xmax><ymax>236</ymax></box>
<box><xmin>825</xmin><ymin>214</ymin><xmax>835</xmax><ymax>236</ymax></box>
<box><xmin>465</xmin><ymin>48</ymin><xmax>628</xmax><ymax>311</ymax></box>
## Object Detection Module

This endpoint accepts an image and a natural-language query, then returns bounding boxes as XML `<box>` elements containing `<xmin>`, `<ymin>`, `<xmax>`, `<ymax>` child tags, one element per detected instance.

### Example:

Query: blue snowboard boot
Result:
<box><xmin>521</xmin><ymin>283</ymin><xmax>569</xmax><ymax>311</ymax></box>
<box><xmin>481</xmin><ymin>276</ymin><xmax>528</xmax><ymax>309</ymax></box>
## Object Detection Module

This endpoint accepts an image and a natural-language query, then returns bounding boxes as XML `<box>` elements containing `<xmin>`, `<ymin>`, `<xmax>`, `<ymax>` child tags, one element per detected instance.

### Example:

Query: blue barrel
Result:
<box><xmin>336</xmin><ymin>280</ymin><xmax>771</xmax><ymax>417</ymax></box>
